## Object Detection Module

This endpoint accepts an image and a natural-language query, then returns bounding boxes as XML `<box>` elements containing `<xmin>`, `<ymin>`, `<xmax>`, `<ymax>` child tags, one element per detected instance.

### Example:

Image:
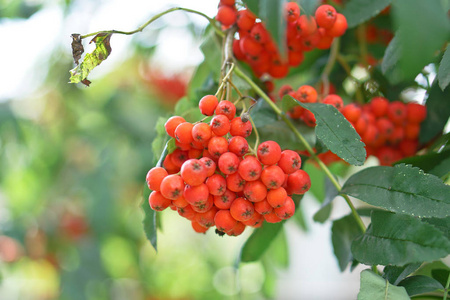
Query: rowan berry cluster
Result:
<box><xmin>343</xmin><ymin>96</ymin><xmax>427</xmax><ymax>165</ymax></box>
<box><xmin>216</xmin><ymin>0</ymin><xmax>347</xmax><ymax>78</ymax></box>
<box><xmin>146</xmin><ymin>95</ymin><xmax>311</xmax><ymax>236</ymax></box>
<box><xmin>281</xmin><ymin>84</ymin><xmax>427</xmax><ymax>166</ymax></box>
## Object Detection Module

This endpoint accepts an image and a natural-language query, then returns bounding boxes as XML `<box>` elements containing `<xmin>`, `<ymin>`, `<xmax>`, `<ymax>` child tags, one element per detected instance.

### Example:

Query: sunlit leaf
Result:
<box><xmin>69</xmin><ymin>33</ymin><xmax>112</xmax><ymax>86</ymax></box>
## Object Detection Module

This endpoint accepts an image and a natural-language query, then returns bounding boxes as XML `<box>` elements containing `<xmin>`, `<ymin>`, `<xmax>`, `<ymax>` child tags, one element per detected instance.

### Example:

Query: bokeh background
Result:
<box><xmin>0</xmin><ymin>0</ymin><xmax>414</xmax><ymax>299</ymax></box>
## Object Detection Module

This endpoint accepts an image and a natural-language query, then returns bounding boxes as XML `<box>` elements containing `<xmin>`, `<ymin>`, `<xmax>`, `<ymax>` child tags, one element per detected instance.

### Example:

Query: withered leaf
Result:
<box><xmin>69</xmin><ymin>32</ymin><xmax>113</xmax><ymax>86</ymax></box>
<box><xmin>71</xmin><ymin>33</ymin><xmax>84</xmax><ymax>65</ymax></box>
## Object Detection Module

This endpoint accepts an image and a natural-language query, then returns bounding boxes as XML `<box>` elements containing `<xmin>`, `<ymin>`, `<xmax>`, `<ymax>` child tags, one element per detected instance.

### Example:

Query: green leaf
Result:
<box><xmin>199</xmin><ymin>27</ymin><xmax>222</xmax><ymax>78</ymax></box>
<box><xmin>341</xmin><ymin>164</ymin><xmax>450</xmax><ymax>218</ymax></box>
<box><xmin>281</xmin><ymin>93</ymin><xmax>298</xmax><ymax>113</ymax></box>
<box><xmin>240</xmin><ymin>222</ymin><xmax>284</xmax><ymax>262</ymax></box>
<box><xmin>438</xmin><ymin>44</ymin><xmax>450</xmax><ymax>91</ymax></box>
<box><xmin>419</xmin><ymin>79</ymin><xmax>450</xmax><ymax>144</ymax></box>
<box><xmin>381</xmin><ymin>35</ymin><xmax>405</xmax><ymax>84</ymax></box>
<box><xmin>69</xmin><ymin>33</ymin><xmax>113</xmax><ymax>86</ymax></box>
<box><xmin>384</xmin><ymin>263</ymin><xmax>422</xmax><ymax>285</ymax></box>
<box><xmin>342</xmin><ymin>0</ymin><xmax>392</xmax><ymax>28</ymax></box>
<box><xmin>391</xmin><ymin>0</ymin><xmax>450</xmax><ymax>81</ymax></box>
<box><xmin>394</xmin><ymin>149</ymin><xmax>450</xmax><ymax>178</ymax></box>
<box><xmin>174</xmin><ymin>96</ymin><xmax>204</xmax><ymax>123</ymax></box>
<box><xmin>431</xmin><ymin>269</ymin><xmax>450</xmax><ymax>287</ymax></box>
<box><xmin>398</xmin><ymin>275</ymin><xmax>444</xmax><ymax>296</ymax></box>
<box><xmin>287</xmin><ymin>98</ymin><xmax>366</xmax><ymax>166</ymax></box>
<box><xmin>151</xmin><ymin>117</ymin><xmax>169</xmax><ymax>166</ymax></box>
<box><xmin>351</xmin><ymin>211</ymin><xmax>450</xmax><ymax>266</ymax></box>
<box><xmin>267</xmin><ymin>227</ymin><xmax>289</xmax><ymax>268</ymax></box>
<box><xmin>141</xmin><ymin>187</ymin><xmax>157</xmax><ymax>251</ymax></box>
<box><xmin>242</xmin><ymin>0</ymin><xmax>286</xmax><ymax>56</ymax></box>
<box><xmin>423</xmin><ymin>216</ymin><xmax>450</xmax><ymax>241</ymax></box>
<box><xmin>331</xmin><ymin>214</ymin><xmax>364</xmax><ymax>271</ymax></box>
<box><xmin>358</xmin><ymin>270</ymin><xmax>410</xmax><ymax>300</ymax></box>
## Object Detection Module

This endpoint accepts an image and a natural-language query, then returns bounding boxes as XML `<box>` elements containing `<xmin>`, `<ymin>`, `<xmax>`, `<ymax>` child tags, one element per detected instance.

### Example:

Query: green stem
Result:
<box><xmin>443</xmin><ymin>272</ymin><xmax>450</xmax><ymax>300</ymax></box>
<box><xmin>320</xmin><ymin>38</ymin><xmax>340</xmax><ymax>97</ymax></box>
<box><xmin>80</xmin><ymin>7</ymin><xmax>222</xmax><ymax>39</ymax></box>
<box><xmin>234</xmin><ymin>65</ymin><xmax>366</xmax><ymax>233</ymax></box>
<box><xmin>356</xmin><ymin>24</ymin><xmax>369</xmax><ymax>68</ymax></box>
<box><xmin>215</xmin><ymin>64</ymin><xmax>235</xmax><ymax>98</ymax></box>
<box><xmin>248</xmin><ymin>115</ymin><xmax>260</xmax><ymax>151</ymax></box>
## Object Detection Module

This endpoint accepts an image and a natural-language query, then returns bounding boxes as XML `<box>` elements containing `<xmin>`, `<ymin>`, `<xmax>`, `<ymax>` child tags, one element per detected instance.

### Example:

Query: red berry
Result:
<box><xmin>278</xmin><ymin>150</ymin><xmax>301</xmax><ymax>174</ymax></box>
<box><xmin>230</xmin><ymin>197</ymin><xmax>255</xmax><ymax>222</ymax></box>
<box><xmin>230</xmin><ymin>117</ymin><xmax>253</xmax><ymax>137</ymax></box>
<box><xmin>254</xmin><ymin>199</ymin><xmax>273</xmax><ymax>215</ymax></box>
<box><xmin>191</xmin><ymin>194</ymin><xmax>214</xmax><ymax>213</ymax></box>
<box><xmin>326</xmin><ymin>13</ymin><xmax>347</xmax><ymax>37</ymax></box>
<box><xmin>285</xmin><ymin>2</ymin><xmax>300</xmax><ymax>23</ymax></box>
<box><xmin>370</xmin><ymin>97</ymin><xmax>389</xmax><ymax>118</ymax></box>
<box><xmin>260</xmin><ymin>165</ymin><xmax>285</xmax><ymax>189</ymax></box>
<box><xmin>218</xmin><ymin>152</ymin><xmax>240</xmax><ymax>175</ymax></box>
<box><xmin>264</xmin><ymin>210</ymin><xmax>283</xmax><ymax>223</ymax></box>
<box><xmin>257</xmin><ymin>141</ymin><xmax>282</xmax><ymax>165</ymax></box>
<box><xmin>315</xmin><ymin>5</ymin><xmax>337</xmax><ymax>29</ymax></box>
<box><xmin>250</xmin><ymin>23</ymin><xmax>269</xmax><ymax>44</ymax></box>
<box><xmin>228</xmin><ymin>136</ymin><xmax>249</xmax><ymax>156</ymax></box>
<box><xmin>210</xmin><ymin>114</ymin><xmax>231</xmax><ymax>136</ymax></box>
<box><xmin>237</xmin><ymin>9</ymin><xmax>256</xmax><ymax>31</ymax></box>
<box><xmin>298</xmin><ymin>15</ymin><xmax>317</xmax><ymax>36</ymax></box>
<box><xmin>226</xmin><ymin>221</ymin><xmax>246</xmax><ymax>236</ymax></box>
<box><xmin>342</xmin><ymin>104</ymin><xmax>362</xmax><ymax>123</ymax></box>
<box><xmin>297</xmin><ymin>85</ymin><xmax>318</xmax><ymax>103</ymax></box>
<box><xmin>406</xmin><ymin>102</ymin><xmax>426</xmax><ymax>123</ymax></box>
<box><xmin>164</xmin><ymin>116</ymin><xmax>186</xmax><ymax>138</ymax></box>
<box><xmin>146</xmin><ymin>167</ymin><xmax>168</xmax><ymax>191</ymax></box>
<box><xmin>215</xmin><ymin>100</ymin><xmax>236</xmax><ymax>120</ymax></box>
<box><xmin>323</xmin><ymin>94</ymin><xmax>343</xmax><ymax>110</ymax></box>
<box><xmin>160</xmin><ymin>174</ymin><xmax>185</xmax><ymax>200</ymax></box>
<box><xmin>226</xmin><ymin>172</ymin><xmax>246</xmax><ymax>192</ymax></box>
<box><xmin>191</xmin><ymin>221</ymin><xmax>209</xmax><ymax>233</ymax></box>
<box><xmin>242</xmin><ymin>212</ymin><xmax>263</xmax><ymax>227</ymax></box>
<box><xmin>177</xmin><ymin>205</ymin><xmax>196</xmax><ymax>220</ymax></box>
<box><xmin>240</xmin><ymin>35</ymin><xmax>263</xmax><ymax>56</ymax></box>
<box><xmin>215</xmin><ymin>210</ymin><xmax>238</xmax><ymax>232</ymax></box>
<box><xmin>198</xmin><ymin>158</ymin><xmax>215</xmax><ymax>177</ymax></box>
<box><xmin>191</xmin><ymin>122</ymin><xmax>212</xmax><ymax>144</ymax></box>
<box><xmin>274</xmin><ymin>196</ymin><xmax>295</xmax><ymax>219</ymax></box>
<box><xmin>387</xmin><ymin>101</ymin><xmax>407</xmax><ymax>125</ymax></box>
<box><xmin>172</xmin><ymin>195</ymin><xmax>188</xmax><ymax>208</ymax></box>
<box><xmin>238</xmin><ymin>155</ymin><xmax>262</xmax><ymax>181</ymax></box>
<box><xmin>208</xmin><ymin>136</ymin><xmax>229</xmax><ymax>160</ymax></box>
<box><xmin>216</xmin><ymin>5</ymin><xmax>237</xmax><ymax>27</ymax></box>
<box><xmin>174</xmin><ymin>122</ymin><xmax>194</xmax><ymax>144</ymax></box>
<box><xmin>287</xmin><ymin>170</ymin><xmax>311</xmax><ymax>195</ymax></box>
<box><xmin>184</xmin><ymin>183</ymin><xmax>209</xmax><ymax>206</ymax></box>
<box><xmin>404</xmin><ymin>123</ymin><xmax>420</xmax><ymax>140</ymax></box>
<box><xmin>288</xmin><ymin>50</ymin><xmax>305</xmax><ymax>67</ymax></box>
<box><xmin>170</xmin><ymin>149</ymin><xmax>189</xmax><ymax>168</ymax></box>
<box><xmin>267</xmin><ymin>187</ymin><xmax>288</xmax><ymax>208</ymax></box>
<box><xmin>214</xmin><ymin>189</ymin><xmax>236</xmax><ymax>210</ymax></box>
<box><xmin>148</xmin><ymin>191</ymin><xmax>171</xmax><ymax>211</ymax></box>
<box><xmin>205</xmin><ymin>174</ymin><xmax>226</xmax><ymax>196</ymax></box>
<box><xmin>243</xmin><ymin>180</ymin><xmax>268</xmax><ymax>202</ymax></box>
<box><xmin>199</xmin><ymin>95</ymin><xmax>219</xmax><ymax>116</ymax></box>
<box><xmin>180</xmin><ymin>159</ymin><xmax>208</xmax><ymax>186</ymax></box>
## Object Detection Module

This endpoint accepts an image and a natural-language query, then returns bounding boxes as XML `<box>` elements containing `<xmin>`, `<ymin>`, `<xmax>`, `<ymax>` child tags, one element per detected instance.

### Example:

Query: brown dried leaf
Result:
<box><xmin>71</xmin><ymin>34</ymin><xmax>84</xmax><ymax>65</ymax></box>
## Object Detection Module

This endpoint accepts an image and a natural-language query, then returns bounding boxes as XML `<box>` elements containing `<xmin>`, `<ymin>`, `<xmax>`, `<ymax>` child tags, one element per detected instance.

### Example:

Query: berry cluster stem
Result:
<box><xmin>80</xmin><ymin>7</ymin><xmax>223</xmax><ymax>40</ymax></box>
<box><xmin>234</xmin><ymin>65</ymin><xmax>366</xmax><ymax>234</ymax></box>
<box><xmin>320</xmin><ymin>37</ymin><xmax>340</xmax><ymax>96</ymax></box>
